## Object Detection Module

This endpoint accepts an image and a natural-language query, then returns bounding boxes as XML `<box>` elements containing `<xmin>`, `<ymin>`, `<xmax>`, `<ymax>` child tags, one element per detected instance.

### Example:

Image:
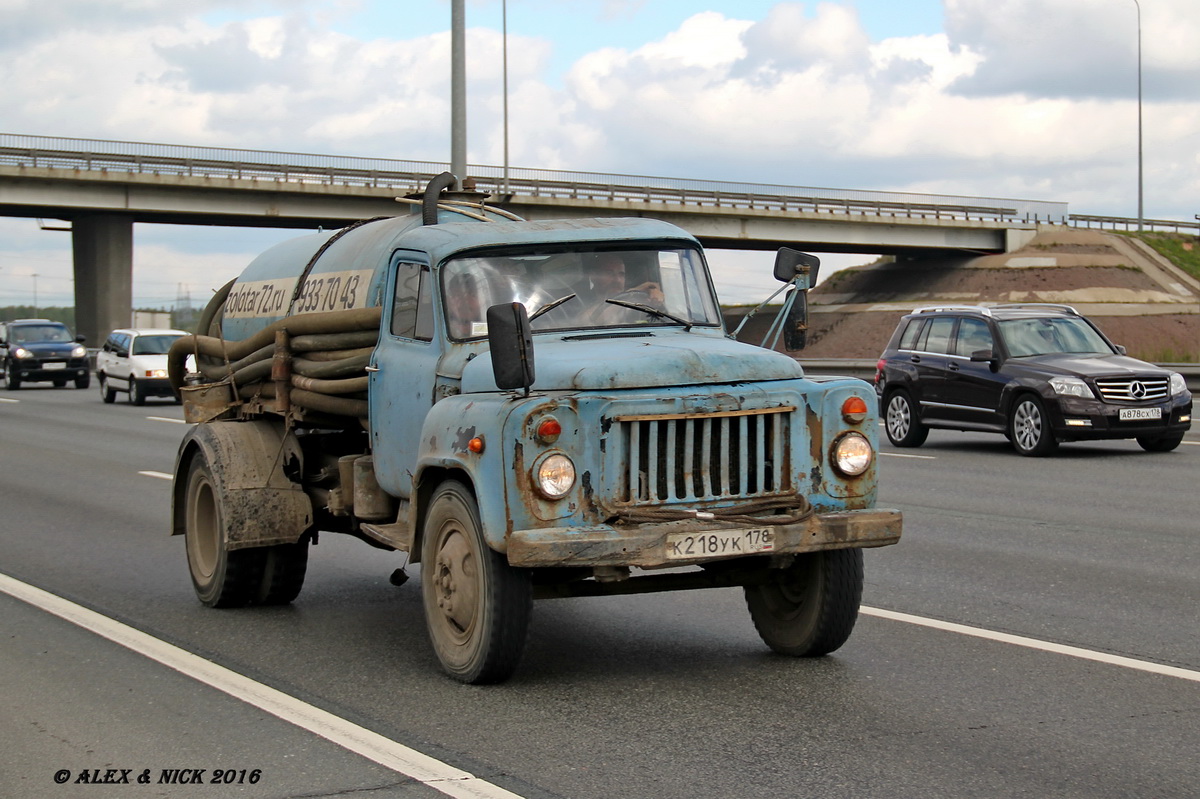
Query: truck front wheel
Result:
<box><xmin>183</xmin><ymin>455</ymin><xmax>266</xmax><ymax>608</ymax></box>
<box><xmin>421</xmin><ymin>480</ymin><xmax>532</xmax><ymax>684</ymax></box>
<box><xmin>744</xmin><ymin>548</ymin><xmax>863</xmax><ymax>657</ymax></box>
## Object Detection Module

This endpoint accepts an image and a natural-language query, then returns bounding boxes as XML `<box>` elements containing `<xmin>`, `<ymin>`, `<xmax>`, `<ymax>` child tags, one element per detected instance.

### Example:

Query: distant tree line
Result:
<box><xmin>0</xmin><ymin>306</ymin><xmax>198</xmax><ymax>332</ymax></box>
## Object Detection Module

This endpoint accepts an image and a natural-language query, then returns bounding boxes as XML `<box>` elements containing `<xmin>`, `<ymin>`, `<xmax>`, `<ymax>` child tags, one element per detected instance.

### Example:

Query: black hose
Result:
<box><xmin>423</xmin><ymin>172</ymin><xmax>457</xmax><ymax>225</ymax></box>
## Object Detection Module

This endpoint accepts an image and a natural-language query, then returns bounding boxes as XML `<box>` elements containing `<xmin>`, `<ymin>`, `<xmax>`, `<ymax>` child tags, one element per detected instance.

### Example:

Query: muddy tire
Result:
<box><xmin>256</xmin><ymin>541</ymin><xmax>310</xmax><ymax>605</ymax></box>
<box><xmin>99</xmin><ymin>374</ymin><xmax>117</xmax><ymax>403</ymax></box>
<box><xmin>745</xmin><ymin>548</ymin><xmax>863</xmax><ymax>657</ymax></box>
<box><xmin>183</xmin><ymin>454</ymin><xmax>265</xmax><ymax>608</ymax></box>
<box><xmin>421</xmin><ymin>480</ymin><xmax>532</xmax><ymax>684</ymax></box>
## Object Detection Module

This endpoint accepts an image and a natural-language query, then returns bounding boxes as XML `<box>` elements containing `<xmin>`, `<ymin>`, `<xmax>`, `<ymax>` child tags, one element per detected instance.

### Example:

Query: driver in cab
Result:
<box><xmin>578</xmin><ymin>253</ymin><xmax>664</xmax><ymax>321</ymax></box>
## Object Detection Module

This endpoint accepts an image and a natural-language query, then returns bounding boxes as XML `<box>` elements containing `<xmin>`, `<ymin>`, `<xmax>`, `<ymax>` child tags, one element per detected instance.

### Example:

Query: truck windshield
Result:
<box><xmin>441</xmin><ymin>246</ymin><xmax>721</xmax><ymax>339</ymax></box>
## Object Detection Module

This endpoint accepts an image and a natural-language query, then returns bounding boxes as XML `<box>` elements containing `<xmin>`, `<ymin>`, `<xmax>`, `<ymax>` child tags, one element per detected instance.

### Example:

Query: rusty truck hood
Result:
<box><xmin>461</xmin><ymin>329</ymin><xmax>804</xmax><ymax>392</ymax></box>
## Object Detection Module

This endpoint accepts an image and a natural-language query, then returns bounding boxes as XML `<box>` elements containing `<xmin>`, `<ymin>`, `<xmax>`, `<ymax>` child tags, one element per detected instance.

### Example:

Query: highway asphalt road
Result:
<box><xmin>1</xmin><ymin>385</ymin><xmax>1197</xmax><ymax>798</ymax></box>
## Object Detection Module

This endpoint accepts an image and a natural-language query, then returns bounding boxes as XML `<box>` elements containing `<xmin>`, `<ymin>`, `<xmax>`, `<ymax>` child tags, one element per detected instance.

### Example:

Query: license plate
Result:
<box><xmin>1119</xmin><ymin>407</ymin><xmax>1161</xmax><ymax>421</ymax></box>
<box><xmin>44</xmin><ymin>362</ymin><xmax>66</xmax><ymax>370</ymax></box>
<box><xmin>666</xmin><ymin>527</ymin><xmax>775</xmax><ymax>560</ymax></box>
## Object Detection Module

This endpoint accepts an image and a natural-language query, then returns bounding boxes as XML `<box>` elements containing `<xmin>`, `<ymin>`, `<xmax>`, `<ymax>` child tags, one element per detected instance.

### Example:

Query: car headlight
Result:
<box><xmin>1169</xmin><ymin>372</ymin><xmax>1188</xmax><ymax>396</ymax></box>
<box><xmin>13</xmin><ymin>347</ymin><xmax>32</xmax><ymax>359</ymax></box>
<box><xmin>146</xmin><ymin>369</ymin><xmax>168</xmax><ymax>378</ymax></box>
<box><xmin>534</xmin><ymin>453</ymin><xmax>576</xmax><ymax>499</ymax></box>
<box><xmin>1049</xmin><ymin>376</ymin><xmax>1094</xmax><ymax>399</ymax></box>
<box><xmin>71</xmin><ymin>345</ymin><xmax>87</xmax><ymax>358</ymax></box>
<box><xmin>832</xmin><ymin>432</ymin><xmax>873</xmax><ymax>477</ymax></box>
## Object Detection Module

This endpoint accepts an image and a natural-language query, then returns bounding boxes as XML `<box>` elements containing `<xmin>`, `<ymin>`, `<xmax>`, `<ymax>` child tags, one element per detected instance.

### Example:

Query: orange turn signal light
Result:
<box><xmin>842</xmin><ymin>396</ymin><xmax>869</xmax><ymax>424</ymax></box>
<box><xmin>468</xmin><ymin>436</ymin><xmax>485</xmax><ymax>454</ymax></box>
<box><xmin>536</xmin><ymin>418</ymin><xmax>562</xmax><ymax>443</ymax></box>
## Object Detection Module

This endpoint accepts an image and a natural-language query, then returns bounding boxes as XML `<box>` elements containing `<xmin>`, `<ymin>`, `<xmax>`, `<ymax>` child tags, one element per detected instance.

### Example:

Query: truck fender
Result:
<box><xmin>410</xmin><ymin>418</ymin><xmax>514</xmax><ymax>561</ymax></box>
<box><xmin>171</xmin><ymin>420</ymin><xmax>313</xmax><ymax>550</ymax></box>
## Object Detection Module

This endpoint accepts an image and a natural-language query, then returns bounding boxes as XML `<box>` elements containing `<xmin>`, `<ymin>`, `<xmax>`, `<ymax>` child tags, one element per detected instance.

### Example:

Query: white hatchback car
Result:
<box><xmin>96</xmin><ymin>328</ymin><xmax>188</xmax><ymax>405</ymax></box>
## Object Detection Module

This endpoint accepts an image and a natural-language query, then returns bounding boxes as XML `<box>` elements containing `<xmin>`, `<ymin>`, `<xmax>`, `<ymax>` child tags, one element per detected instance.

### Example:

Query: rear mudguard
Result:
<box><xmin>171</xmin><ymin>420</ymin><xmax>313</xmax><ymax>550</ymax></box>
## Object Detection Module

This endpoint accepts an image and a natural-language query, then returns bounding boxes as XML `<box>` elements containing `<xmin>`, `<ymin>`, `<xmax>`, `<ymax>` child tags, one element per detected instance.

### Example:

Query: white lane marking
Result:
<box><xmin>1181</xmin><ymin>441</ymin><xmax>1199</xmax><ymax>447</ymax></box>
<box><xmin>139</xmin><ymin>471</ymin><xmax>173</xmax><ymax>480</ymax></box>
<box><xmin>0</xmin><ymin>397</ymin><xmax>19</xmax><ymax>404</ymax></box>
<box><xmin>0</xmin><ymin>573</ymin><xmax>526</xmax><ymax>799</ymax></box>
<box><xmin>147</xmin><ymin>416</ymin><xmax>187</xmax><ymax>424</ymax></box>
<box><xmin>861</xmin><ymin>606</ymin><xmax>1200</xmax><ymax>683</ymax></box>
<box><xmin>880</xmin><ymin>452</ymin><xmax>936</xmax><ymax>460</ymax></box>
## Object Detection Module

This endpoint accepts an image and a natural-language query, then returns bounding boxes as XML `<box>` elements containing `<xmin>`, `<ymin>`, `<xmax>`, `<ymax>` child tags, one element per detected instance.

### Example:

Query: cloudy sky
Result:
<box><xmin>1</xmin><ymin>0</ymin><xmax>1197</xmax><ymax>309</ymax></box>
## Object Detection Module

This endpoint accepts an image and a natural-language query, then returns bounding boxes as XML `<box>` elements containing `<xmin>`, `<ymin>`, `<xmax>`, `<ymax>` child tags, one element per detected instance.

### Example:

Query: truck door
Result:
<box><xmin>368</xmin><ymin>254</ymin><xmax>439</xmax><ymax>499</ymax></box>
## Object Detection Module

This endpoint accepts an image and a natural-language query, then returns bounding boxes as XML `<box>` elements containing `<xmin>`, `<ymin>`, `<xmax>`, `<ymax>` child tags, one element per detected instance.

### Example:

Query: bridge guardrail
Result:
<box><xmin>0</xmin><ymin>132</ymin><xmax>1070</xmax><ymax>224</ymax></box>
<box><xmin>1070</xmin><ymin>214</ymin><xmax>1200</xmax><ymax>235</ymax></box>
<box><xmin>800</xmin><ymin>359</ymin><xmax>1200</xmax><ymax>394</ymax></box>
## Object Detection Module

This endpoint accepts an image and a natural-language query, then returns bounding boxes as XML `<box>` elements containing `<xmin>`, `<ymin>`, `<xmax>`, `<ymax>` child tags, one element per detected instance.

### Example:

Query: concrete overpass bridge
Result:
<box><xmin>1</xmin><ymin>133</ymin><xmax>1070</xmax><ymax>344</ymax></box>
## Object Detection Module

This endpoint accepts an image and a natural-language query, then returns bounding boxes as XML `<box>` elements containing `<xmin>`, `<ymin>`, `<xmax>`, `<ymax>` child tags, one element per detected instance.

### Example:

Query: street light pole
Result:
<box><xmin>502</xmin><ymin>0</ymin><xmax>510</xmax><ymax>194</ymax></box>
<box><xmin>1133</xmin><ymin>0</ymin><xmax>1143</xmax><ymax>232</ymax></box>
<box><xmin>450</xmin><ymin>0</ymin><xmax>467</xmax><ymax>190</ymax></box>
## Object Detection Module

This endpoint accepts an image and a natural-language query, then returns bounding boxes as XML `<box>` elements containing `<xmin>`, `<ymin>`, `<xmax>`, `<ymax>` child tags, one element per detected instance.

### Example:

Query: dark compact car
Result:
<box><xmin>0</xmin><ymin>319</ymin><xmax>91</xmax><ymax>390</ymax></box>
<box><xmin>874</xmin><ymin>304</ymin><xmax>1192</xmax><ymax>456</ymax></box>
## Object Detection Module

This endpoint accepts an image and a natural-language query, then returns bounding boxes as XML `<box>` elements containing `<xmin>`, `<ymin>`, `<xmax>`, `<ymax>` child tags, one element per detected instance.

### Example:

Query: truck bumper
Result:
<box><xmin>507</xmin><ymin>508</ymin><xmax>902</xmax><ymax>569</ymax></box>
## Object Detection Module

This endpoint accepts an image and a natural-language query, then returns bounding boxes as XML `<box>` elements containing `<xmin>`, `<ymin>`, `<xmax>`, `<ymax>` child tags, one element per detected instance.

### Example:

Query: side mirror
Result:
<box><xmin>969</xmin><ymin>349</ymin><xmax>995</xmax><ymax>362</ymax></box>
<box><xmin>1115</xmin><ymin>344</ymin><xmax>1127</xmax><ymax>355</ymax></box>
<box><xmin>75</xmin><ymin>335</ymin><xmax>86</xmax><ymax>344</ymax></box>
<box><xmin>486</xmin><ymin>302</ymin><xmax>535</xmax><ymax>392</ymax></box>
<box><xmin>773</xmin><ymin>248</ymin><xmax>821</xmax><ymax>287</ymax></box>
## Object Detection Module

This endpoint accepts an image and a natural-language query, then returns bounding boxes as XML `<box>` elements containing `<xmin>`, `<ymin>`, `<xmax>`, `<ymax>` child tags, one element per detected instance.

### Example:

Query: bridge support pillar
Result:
<box><xmin>72</xmin><ymin>215</ymin><xmax>133</xmax><ymax>348</ymax></box>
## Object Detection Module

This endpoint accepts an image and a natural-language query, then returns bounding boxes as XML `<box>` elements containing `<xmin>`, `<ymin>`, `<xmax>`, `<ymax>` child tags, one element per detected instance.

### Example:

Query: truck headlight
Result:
<box><xmin>71</xmin><ymin>345</ymin><xmax>87</xmax><ymax>358</ymax></box>
<box><xmin>535</xmin><ymin>453</ymin><xmax>575</xmax><ymax>499</ymax></box>
<box><xmin>1169</xmin><ymin>372</ymin><xmax>1187</xmax><ymax>397</ymax></box>
<box><xmin>1049</xmin><ymin>376</ymin><xmax>1093</xmax><ymax>399</ymax></box>
<box><xmin>832</xmin><ymin>432</ymin><xmax>872</xmax><ymax>477</ymax></box>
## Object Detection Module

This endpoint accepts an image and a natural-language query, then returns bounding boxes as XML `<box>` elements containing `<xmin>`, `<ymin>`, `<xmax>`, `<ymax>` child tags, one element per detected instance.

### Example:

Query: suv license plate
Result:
<box><xmin>666</xmin><ymin>528</ymin><xmax>775</xmax><ymax>560</ymax></box>
<box><xmin>44</xmin><ymin>362</ymin><xmax>66</xmax><ymax>370</ymax></box>
<box><xmin>1119</xmin><ymin>407</ymin><xmax>1161</xmax><ymax>421</ymax></box>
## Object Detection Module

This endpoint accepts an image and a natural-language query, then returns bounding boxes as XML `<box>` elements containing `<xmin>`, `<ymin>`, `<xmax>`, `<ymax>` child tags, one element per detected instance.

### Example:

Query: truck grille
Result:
<box><xmin>614</xmin><ymin>407</ymin><xmax>793</xmax><ymax>504</ymax></box>
<box><xmin>1094</xmin><ymin>377</ymin><xmax>1169</xmax><ymax>402</ymax></box>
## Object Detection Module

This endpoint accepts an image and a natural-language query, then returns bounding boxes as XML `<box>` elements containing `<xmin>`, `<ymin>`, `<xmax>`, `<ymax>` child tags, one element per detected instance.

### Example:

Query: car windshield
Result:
<box><xmin>132</xmin><ymin>334</ymin><xmax>183</xmax><ymax>355</ymax></box>
<box><xmin>11</xmin><ymin>324</ymin><xmax>72</xmax><ymax>343</ymax></box>
<box><xmin>440</xmin><ymin>246</ymin><xmax>721</xmax><ymax>339</ymax></box>
<box><xmin>998</xmin><ymin>317</ymin><xmax>1114</xmax><ymax>357</ymax></box>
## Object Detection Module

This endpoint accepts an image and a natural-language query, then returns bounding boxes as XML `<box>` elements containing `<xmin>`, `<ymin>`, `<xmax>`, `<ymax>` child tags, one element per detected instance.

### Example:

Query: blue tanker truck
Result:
<box><xmin>168</xmin><ymin>175</ymin><xmax>901</xmax><ymax>683</ymax></box>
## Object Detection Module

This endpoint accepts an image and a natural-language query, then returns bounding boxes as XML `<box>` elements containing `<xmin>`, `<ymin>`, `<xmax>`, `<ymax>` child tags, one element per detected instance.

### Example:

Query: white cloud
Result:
<box><xmin>2</xmin><ymin>0</ymin><xmax>1198</xmax><ymax>314</ymax></box>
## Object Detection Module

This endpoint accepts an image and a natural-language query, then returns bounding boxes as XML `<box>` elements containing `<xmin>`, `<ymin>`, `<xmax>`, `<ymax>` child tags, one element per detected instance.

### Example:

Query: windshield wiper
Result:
<box><xmin>529</xmin><ymin>293</ymin><xmax>577</xmax><ymax>321</ymax></box>
<box><xmin>604</xmin><ymin>299</ymin><xmax>693</xmax><ymax>330</ymax></box>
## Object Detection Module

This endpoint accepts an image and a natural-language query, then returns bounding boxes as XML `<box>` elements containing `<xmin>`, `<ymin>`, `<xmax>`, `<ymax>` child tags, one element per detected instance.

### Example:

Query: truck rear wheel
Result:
<box><xmin>744</xmin><ymin>548</ymin><xmax>863</xmax><ymax>657</ymax></box>
<box><xmin>256</xmin><ymin>541</ymin><xmax>310</xmax><ymax>605</ymax></box>
<box><xmin>421</xmin><ymin>480</ymin><xmax>532</xmax><ymax>684</ymax></box>
<box><xmin>183</xmin><ymin>454</ymin><xmax>266</xmax><ymax>608</ymax></box>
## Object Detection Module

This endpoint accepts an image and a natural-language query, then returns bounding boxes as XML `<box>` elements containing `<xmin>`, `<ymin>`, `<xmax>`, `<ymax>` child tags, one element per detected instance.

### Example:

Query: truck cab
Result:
<box><xmin>169</xmin><ymin>178</ymin><xmax>901</xmax><ymax>683</ymax></box>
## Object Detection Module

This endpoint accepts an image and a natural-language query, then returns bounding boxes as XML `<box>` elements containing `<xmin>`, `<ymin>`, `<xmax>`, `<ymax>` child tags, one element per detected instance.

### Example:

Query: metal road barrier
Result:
<box><xmin>1</xmin><ymin>133</ymin><xmax>1069</xmax><ymax>224</ymax></box>
<box><xmin>800</xmin><ymin>359</ymin><xmax>1200</xmax><ymax>393</ymax></box>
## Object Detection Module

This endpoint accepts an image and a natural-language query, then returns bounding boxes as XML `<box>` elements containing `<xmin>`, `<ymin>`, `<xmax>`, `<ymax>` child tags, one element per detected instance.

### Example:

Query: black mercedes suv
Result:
<box><xmin>874</xmin><ymin>304</ymin><xmax>1192</xmax><ymax>456</ymax></box>
<box><xmin>0</xmin><ymin>319</ymin><xmax>91</xmax><ymax>390</ymax></box>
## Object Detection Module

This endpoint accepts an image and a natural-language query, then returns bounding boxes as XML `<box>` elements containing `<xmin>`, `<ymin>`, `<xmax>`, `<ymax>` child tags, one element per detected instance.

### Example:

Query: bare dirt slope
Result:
<box><xmin>784</xmin><ymin>228</ymin><xmax>1200</xmax><ymax>361</ymax></box>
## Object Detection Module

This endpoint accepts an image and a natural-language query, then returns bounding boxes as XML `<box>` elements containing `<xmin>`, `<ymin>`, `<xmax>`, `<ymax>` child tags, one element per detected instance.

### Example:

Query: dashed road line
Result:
<box><xmin>880</xmin><ymin>452</ymin><xmax>936</xmax><ymax>459</ymax></box>
<box><xmin>147</xmin><ymin>416</ymin><xmax>187</xmax><ymax>424</ymax></box>
<box><xmin>861</xmin><ymin>606</ymin><xmax>1200</xmax><ymax>683</ymax></box>
<box><xmin>139</xmin><ymin>471</ymin><xmax>173</xmax><ymax>480</ymax></box>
